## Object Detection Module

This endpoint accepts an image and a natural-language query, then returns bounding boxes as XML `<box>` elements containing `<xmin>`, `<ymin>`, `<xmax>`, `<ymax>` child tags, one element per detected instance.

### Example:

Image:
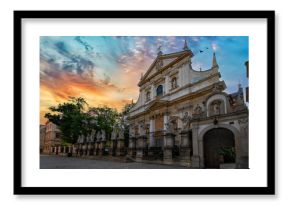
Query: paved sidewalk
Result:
<box><xmin>40</xmin><ymin>155</ymin><xmax>189</xmax><ymax>169</ymax></box>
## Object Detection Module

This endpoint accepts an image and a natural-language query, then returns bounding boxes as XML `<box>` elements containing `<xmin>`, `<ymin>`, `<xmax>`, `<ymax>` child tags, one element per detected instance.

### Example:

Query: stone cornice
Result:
<box><xmin>127</xmin><ymin>83</ymin><xmax>218</xmax><ymax>120</ymax></box>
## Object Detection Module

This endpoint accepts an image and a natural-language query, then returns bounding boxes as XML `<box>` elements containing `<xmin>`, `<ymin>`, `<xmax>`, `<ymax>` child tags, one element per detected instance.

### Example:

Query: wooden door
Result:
<box><xmin>203</xmin><ymin>128</ymin><xmax>235</xmax><ymax>168</ymax></box>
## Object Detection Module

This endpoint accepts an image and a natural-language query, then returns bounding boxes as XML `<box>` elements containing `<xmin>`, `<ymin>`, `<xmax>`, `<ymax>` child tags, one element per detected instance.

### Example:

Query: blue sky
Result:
<box><xmin>40</xmin><ymin>36</ymin><xmax>248</xmax><ymax>123</ymax></box>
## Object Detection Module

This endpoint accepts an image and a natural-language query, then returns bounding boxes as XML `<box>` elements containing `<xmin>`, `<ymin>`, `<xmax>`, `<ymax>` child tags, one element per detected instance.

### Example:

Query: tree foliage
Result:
<box><xmin>88</xmin><ymin>106</ymin><xmax>118</xmax><ymax>138</ymax></box>
<box><xmin>44</xmin><ymin>97</ymin><xmax>133</xmax><ymax>144</ymax></box>
<box><xmin>44</xmin><ymin>97</ymin><xmax>89</xmax><ymax>144</ymax></box>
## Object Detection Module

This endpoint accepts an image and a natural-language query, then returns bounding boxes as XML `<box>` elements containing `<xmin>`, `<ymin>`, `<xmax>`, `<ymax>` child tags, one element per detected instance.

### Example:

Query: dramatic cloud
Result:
<box><xmin>40</xmin><ymin>36</ymin><xmax>248</xmax><ymax>124</ymax></box>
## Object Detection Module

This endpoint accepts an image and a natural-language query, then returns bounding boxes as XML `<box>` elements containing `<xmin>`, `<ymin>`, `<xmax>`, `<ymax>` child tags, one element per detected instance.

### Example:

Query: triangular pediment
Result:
<box><xmin>145</xmin><ymin>99</ymin><xmax>168</xmax><ymax>111</ymax></box>
<box><xmin>138</xmin><ymin>50</ymin><xmax>193</xmax><ymax>86</ymax></box>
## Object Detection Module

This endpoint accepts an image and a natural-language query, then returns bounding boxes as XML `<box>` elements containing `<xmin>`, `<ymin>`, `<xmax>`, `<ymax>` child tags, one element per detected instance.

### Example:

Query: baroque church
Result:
<box><xmin>127</xmin><ymin>41</ymin><xmax>249</xmax><ymax>168</ymax></box>
<box><xmin>43</xmin><ymin>41</ymin><xmax>249</xmax><ymax>169</ymax></box>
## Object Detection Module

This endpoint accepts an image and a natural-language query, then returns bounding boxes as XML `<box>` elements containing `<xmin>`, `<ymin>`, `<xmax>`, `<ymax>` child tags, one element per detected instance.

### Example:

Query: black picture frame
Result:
<box><xmin>14</xmin><ymin>10</ymin><xmax>275</xmax><ymax>195</ymax></box>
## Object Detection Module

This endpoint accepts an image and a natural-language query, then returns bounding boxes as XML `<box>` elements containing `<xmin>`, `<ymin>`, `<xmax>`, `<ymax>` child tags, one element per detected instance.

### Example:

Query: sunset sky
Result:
<box><xmin>40</xmin><ymin>36</ymin><xmax>249</xmax><ymax>124</ymax></box>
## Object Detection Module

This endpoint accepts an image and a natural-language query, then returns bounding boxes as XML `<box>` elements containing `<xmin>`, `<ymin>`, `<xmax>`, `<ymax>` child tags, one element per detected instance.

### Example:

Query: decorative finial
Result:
<box><xmin>238</xmin><ymin>80</ymin><xmax>242</xmax><ymax>89</ymax></box>
<box><xmin>183</xmin><ymin>39</ymin><xmax>189</xmax><ymax>50</ymax></box>
<box><xmin>212</xmin><ymin>52</ymin><xmax>218</xmax><ymax>68</ymax></box>
<box><xmin>157</xmin><ymin>45</ymin><xmax>163</xmax><ymax>56</ymax></box>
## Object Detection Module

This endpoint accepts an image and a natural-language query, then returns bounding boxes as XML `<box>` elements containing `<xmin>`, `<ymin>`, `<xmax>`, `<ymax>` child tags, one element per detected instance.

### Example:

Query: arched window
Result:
<box><xmin>156</xmin><ymin>85</ymin><xmax>163</xmax><ymax>96</ymax></box>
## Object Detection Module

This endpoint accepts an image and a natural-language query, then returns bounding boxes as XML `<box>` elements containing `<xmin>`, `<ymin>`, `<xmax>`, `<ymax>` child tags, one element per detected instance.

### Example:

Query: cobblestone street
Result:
<box><xmin>40</xmin><ymin>155</ymin><xmax>189</xmax><ymax>169</ymax></box>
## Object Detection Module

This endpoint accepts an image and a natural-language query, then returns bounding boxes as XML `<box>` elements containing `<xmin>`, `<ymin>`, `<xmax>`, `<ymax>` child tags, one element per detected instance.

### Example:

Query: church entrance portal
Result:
<box><xmin>203</xmin><ymin>128</ymin><xmax>235</xmax><ymax>168</ymax></box>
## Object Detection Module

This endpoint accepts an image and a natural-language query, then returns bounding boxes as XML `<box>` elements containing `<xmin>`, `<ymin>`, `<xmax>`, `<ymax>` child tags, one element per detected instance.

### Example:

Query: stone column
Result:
<box><xmin>163</xmin><ymin>114</ymin><xmax>169</xmax><ymax>145</ymax></box>
<box><xmin>191</xmin><ymin>125</ymin><xmax>200</xmax><ymax>168</ymax></box>
<box><xmin>108</xmin><ymin>139</ymin><xmax>113</xmax><ymax>156</ymax></box>
<box><xmin>63</xmin><ymin>146</ymin><xmax>67</xmax><ymax>156</ymax></box>
<box><xmin>128</xmin><ymin>137</ymin><xmax>136</xmax><ymax>157</ymax></box>
<box><xmin>67</xmin><ymin>146</ymin><xmax>71</xmax><ymax>157</ymax></box>
<box><xmin>87</xmin><ymin>143</ymin><xmax>91</xmax><ymax>156</ymax></box>
<box><xmin>81</xmin><ymin>144</ymin><xmax>86</xmax><ymax>156</ymax></box>
<box><xmin>116</xmin><ymin>138</ymin><xmax>125</xmax><ymax>156</ymax></box>
<box><xmin>58</xmin><ymin>146</ymin><xmax>61</xmax><ymax>155</ymax></box>
<box><xmin>179</xmin><ymin>130</ymin><xmax>192</xmax><ymax>167</ymax></box>
<box><xmin>165</xmin><ymin>76</ymin><xmax>169</xmax><ymax>94</ymax></box>
<box><xmin>163</xmin><ymin>133</ymin><xmax>175</xmax><ymax>164</ymax></box>
<box><xmin>151</xmin><ymin>85</ymin><xmax>155</xmax><ymax>99</ymax></box>
<box><xmin>238</xmin><ymin>118</ymin><xmax>249</xmax><ymax>168</ymax></box>
<box><xmin>100</xmin><ymin>139</ymin><xmax>107</xmax><ymax>155</ymax></box>
<box><xmin>72</xmin><ymin>145</ymin><xmax>76</xmax><ymax>157</ymax></box>
<box><xmin>148</xmin><ymin>118</ymin><xmax>155</xmax><ymax>158</ymax></box>
<box><xmin>77</xmin><ymin>144</ymin><xmax>81</xmax><ymax>156</ymax></box>
<box><xmin>136</xmin><ymin>135</ymin><xmax>147</xmax><ymax>162</ymax></box>
<box><xmin>93</xmin><ymin>142</ymin><xmax>98</xmax><ymax>155</ymax></box>
<box><xmin>149</xmin><ymin>118</ymin><xmax>155</xmax><ymax>147</ymax></box>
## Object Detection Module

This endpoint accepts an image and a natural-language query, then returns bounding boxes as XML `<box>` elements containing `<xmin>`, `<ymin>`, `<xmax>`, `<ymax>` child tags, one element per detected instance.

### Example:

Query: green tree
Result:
<box><xmin>44</xmin><ymin>97</ymin><xmax>89</xmax><ymax>144</ymax></box>
<box><xmin>88</xmin><ymin>106</ymin><xmax>118</xmax><ymax>139</ymax></box>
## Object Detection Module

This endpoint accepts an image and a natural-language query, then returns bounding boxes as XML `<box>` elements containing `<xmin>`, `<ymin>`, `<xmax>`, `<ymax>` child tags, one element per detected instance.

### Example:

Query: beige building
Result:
<box><xmin>40</xmin><ymin>125</ymin><xmax>46</xmax><ymax>153</ymax></box>
<box><xmin>42</xmin><ymin>121</ymin><xmax>61</xmax><ymax>154</ymax></box>
<box><xmin>127</xmin><ymin>41</ymin><xmax>249</xmax><ymax>168</ymax></box>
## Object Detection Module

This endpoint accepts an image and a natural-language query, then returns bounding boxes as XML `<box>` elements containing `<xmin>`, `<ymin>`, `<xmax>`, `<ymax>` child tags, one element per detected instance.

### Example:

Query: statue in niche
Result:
<box><xmin>212</xmin><ymin>101</ymin><xmax>221</xmax><ymax>115</ymax></box>
<box><xmin>194</xmin><ymin>104</ymin><xmax>203</xmax><ymax>115</ymax></box>
<box><xmin>169</xmin><ymin>116</ymin><xmax>178</xmax><ymax>133</ymax></box>
<box><xmin>139</xmin><ymin>122</ymin><xmax>145</xmax><ymax>136</ymax></box>
<box><xmin>165</xmin><ymin>122</ymin><xmax>170</xmax><ymax>132</ymax></box>
<box><xmin>146</xmin><ymin>91</ymin><xmax>151</xmax><ymax>101</ymax></box>
<box><xmin>171</xmin><ymin>77</ymin><xmax>177</xmax><ymax>89</ymax></box>
<box><xmin>181</xmin><ymin>112</ymin><xmax>192</xmax><ymax>130</ymax></box>
<box><xmin>145</xmin><ymin>124</ymin><xmax>150</xmax><ymax>134</ymax></box>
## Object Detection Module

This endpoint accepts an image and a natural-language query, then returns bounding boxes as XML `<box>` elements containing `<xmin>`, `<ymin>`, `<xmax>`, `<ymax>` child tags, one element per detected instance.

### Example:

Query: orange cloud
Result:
<box><xmin>39</xmin><ymin>56</ymin><xmax>150</xmax><ymax>124</ymax></box>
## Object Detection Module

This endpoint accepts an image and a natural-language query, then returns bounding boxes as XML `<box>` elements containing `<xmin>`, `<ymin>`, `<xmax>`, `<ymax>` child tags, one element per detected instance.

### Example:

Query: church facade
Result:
<box><xmin>127</xmin><ymin>42</ymin><xmax>249</xmax><ymax>168</ymax></box>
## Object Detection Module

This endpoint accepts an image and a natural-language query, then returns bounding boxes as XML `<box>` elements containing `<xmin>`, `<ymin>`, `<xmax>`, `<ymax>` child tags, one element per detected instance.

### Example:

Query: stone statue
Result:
<box><xmin>77</xmin><ymin>135</ymin><xmax>85</xmax><ymax>144</ymax></box>
<box><xmin>171</xmin><ymin>77</ymin><xmax>177</xmax><ymax>89</ymax></box>
<box><xmin>194</xmin><ymin>104</ymin><xmax>202</xmax><ymax>115</ymax></box>
<box><xmin>96</xmin><ymin>131</ymin><xmax>102</xmax><ymax>141</ymax></box>
<box><xmin>101</xmin><ymin>130</ymin><xmax>106</xmax><ymax>141</ymax></box>
<box><xmin>111</xmin><ymin>129</ymin><xmax>116</xmax><ymax>140</ymax></box>
<box><xmin>145</xmin><ymin>124</ymin><xmax>150</xmax><ymax>134</ymax></box>
<box><xmin>181</xmin><ymin>112</ymin><xmax>192</xmax><ymax>130</ymax></box>
<box><xmin>213</xmin><ymin>101</ymin><xmax>221</xmax><ymax>115</ymax></box>
<box><xmin>165</xmin><ymin>122</ymin><xmax>170</xmax><ymax>132</ymax></box>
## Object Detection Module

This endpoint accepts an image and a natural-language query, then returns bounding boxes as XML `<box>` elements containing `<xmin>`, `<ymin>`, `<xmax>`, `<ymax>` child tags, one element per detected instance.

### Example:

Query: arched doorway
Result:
<box><xmin>203</xmin><ymin>128</ymin><xmax>235</xmax><ymax>168</ymax></box>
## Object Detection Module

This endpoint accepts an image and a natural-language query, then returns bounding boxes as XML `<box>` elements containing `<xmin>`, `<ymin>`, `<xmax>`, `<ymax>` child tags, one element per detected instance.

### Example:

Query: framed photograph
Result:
<box><xmin>14</xmin><ymin>10</ymin><xmax>275</xmax><ymax>195</ymax></box>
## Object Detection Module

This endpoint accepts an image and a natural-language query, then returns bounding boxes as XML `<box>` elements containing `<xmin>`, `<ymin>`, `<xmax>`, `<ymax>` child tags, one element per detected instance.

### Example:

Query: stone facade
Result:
<box><xmin>40</xmin><ymin>125</ymin><xmax>46</xmax><ymax>153</ymax></box>
<box><xmin>126</xmin><ymin>43</ymin><xmax>249</xmax><ymax>168</ymax></box>
<box><xmin>43</xmin><ymin>43</ymin><xmax>249</xmax><ymax>169</ymax></box>
<box><xmin>42</xmin><ymin>121</ymin><xmax>61</xmax><ymax>154</ymax></box>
